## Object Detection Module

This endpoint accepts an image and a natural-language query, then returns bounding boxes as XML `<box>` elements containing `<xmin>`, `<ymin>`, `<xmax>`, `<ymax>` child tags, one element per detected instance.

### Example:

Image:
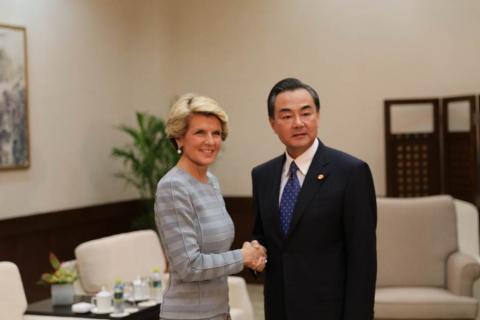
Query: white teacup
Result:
<box><xmin>91</xmin><ymin>287</ymin><xmax>113</xmax><ymax>312</ymax></box>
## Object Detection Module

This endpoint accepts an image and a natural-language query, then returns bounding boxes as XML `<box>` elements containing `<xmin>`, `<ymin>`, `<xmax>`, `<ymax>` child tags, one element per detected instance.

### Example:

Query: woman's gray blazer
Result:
<box><xmin>154</xmin><ymin>167</ymin><xmax>244</xmax><ymax>320</ymax></box>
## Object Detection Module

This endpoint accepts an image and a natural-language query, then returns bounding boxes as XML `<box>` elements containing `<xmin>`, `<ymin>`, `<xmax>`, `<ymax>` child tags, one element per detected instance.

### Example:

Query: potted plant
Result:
<box><xmin>38</xmin><ymin>252</ymin><xmax>78</xmax><ymax>305</ymax></box>
<box><xmin>112</xmin><ymin>112</ymin><xmax>179</xmax><ymax>229</ymax></box>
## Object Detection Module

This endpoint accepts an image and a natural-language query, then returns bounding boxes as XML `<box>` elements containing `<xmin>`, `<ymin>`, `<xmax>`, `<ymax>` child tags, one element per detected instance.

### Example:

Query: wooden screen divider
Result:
<box><xmin>385</xmin><ymin>98</ymin><xmax>442</xmax><ymax>198</ymax></box>
<box><xmin>385</xmin><ymin>95</ymin><xmax>480</xmax><ymax>207</ymax></box>
<box><xmin>442</xmin><ymin>95</ymin><xmax>479</xmax><ymax>205</ymax></box>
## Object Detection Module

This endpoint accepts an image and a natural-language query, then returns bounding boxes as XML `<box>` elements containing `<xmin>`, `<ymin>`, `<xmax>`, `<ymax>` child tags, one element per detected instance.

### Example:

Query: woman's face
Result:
<box><xmin>176</xmin><ymin>113</ymin><xmax>223</xmax><ymax>169</ymax></box>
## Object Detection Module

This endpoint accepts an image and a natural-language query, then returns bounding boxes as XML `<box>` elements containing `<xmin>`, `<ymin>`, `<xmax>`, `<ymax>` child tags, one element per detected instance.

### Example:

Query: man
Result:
<box><xmin>252</xmin><ymin>78</ymin><xmax>377</xmax><ymax>320</ymax></box>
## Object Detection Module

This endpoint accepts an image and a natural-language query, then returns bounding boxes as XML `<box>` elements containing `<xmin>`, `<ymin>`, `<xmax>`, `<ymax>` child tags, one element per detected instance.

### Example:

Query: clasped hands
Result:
<box><xmin>241</xmin><ymin>240</ymin><xmax>267</xmax><ymax>272</ymax></box>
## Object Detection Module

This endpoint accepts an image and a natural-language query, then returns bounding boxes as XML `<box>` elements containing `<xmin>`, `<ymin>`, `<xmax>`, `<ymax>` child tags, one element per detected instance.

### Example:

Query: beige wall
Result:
<box><xmin>172</xmin><ymin>0</ymin><xmax>480</xmax><ymax>196</ymax></box>
<box><xmin>0</xmin><ymin>0</ymin><xmax>173</xmax><ymax>219</ymax></box>
<box><xmin>1</xmin><ymin>0</ymin><xmax>479</xmax><ymax>218</ymax></box>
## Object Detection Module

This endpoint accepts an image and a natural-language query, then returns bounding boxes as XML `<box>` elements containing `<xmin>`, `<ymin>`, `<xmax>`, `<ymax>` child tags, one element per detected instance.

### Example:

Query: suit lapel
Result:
<box><xmin>267</xmin><ymin>154</ymin><xmax>285</xmax><ymax>243</ymax></box>
<box><xmin>286</xmin><ymin>141</ymin><xmax>330</xmax><ymax>239</ymax></box>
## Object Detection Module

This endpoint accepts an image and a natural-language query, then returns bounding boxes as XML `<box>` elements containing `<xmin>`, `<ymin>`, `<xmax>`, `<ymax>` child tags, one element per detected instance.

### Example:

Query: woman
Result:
<box><xmin>154</xmin><ymin>94</ymin><xmax>266</xmax><ymax>320</ymax></box>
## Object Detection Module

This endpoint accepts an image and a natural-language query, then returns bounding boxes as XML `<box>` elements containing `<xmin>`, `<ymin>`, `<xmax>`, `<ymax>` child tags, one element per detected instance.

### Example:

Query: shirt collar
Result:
<box><xmin>284</xmin><ymin>138</ymin><xmax>319</xmax><ymax>177</ymax></box>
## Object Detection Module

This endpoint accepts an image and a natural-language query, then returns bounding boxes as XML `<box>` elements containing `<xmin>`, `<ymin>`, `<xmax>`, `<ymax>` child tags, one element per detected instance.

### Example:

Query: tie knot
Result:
<box><xmin>289</xmin><ymin>161</ymin><xmax>299</xmax><ymax>177</ymax></box>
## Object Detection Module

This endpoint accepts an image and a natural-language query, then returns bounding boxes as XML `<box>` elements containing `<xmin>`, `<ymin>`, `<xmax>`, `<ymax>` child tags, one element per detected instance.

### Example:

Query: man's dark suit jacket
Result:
<box><xmin>252</xmin><ymin>140</ymin><xmax>377</xmax><ymax>320</ymax></box>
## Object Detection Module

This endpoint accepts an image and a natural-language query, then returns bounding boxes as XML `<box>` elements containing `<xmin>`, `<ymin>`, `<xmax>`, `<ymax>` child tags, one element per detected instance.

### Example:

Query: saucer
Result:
<box><xmin>127</xmin><ymin>297</ymin><xmax>148</xmax><ymax>303</ymax></box>
<box><xmin>124</xmin><ymin>307</ymin><xmax>139</xmax><ymax>313</ymax></box>
<box><xmin>91</xmin><ymin>307</ymin><xmax>114</xmax><ymax>314</ymax></box>
<box><xmin>138</xmin><ymin>300</ymin><xmax>158</xmax><ymax>307</ymax></box>
<box><xmin>109</xmin><ymin>311</ymin><xmax>130</xmax><ymax>318</ymax></box>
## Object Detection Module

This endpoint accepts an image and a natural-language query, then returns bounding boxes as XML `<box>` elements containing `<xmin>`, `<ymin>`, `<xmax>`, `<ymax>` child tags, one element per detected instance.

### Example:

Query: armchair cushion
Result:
<box><xmin>375</xmin><ymin>287</ymin><xmax>478</xmax><ymax>319</ymax></box>
<box><xmin>377</xmin><ymin>196</ymin><xmax>457</xmax><ymax>287</ymax></box>
<box><xmin>75</xmin><ymin>230</ymin><xmax>165</xmax><ymax>293</ymax></box>
<box><xmin>0</xmin><ymin>261</ymin><xmax>26</xmax><ymax>320</ymax></box>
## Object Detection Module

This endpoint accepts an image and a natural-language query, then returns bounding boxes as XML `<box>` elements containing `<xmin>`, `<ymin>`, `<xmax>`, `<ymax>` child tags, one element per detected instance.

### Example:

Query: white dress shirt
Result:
<box><xmin>279</xmin><ymin>138</ymin><xmax>319</xmax><ymax>203</ymax></box>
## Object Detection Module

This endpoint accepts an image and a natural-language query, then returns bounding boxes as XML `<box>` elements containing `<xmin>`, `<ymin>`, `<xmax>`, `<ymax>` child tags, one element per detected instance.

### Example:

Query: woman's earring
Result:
<box><xmin>177</xmin><ymin>147</ymin><xmax>182</xmax><ymax>154</ymax></box>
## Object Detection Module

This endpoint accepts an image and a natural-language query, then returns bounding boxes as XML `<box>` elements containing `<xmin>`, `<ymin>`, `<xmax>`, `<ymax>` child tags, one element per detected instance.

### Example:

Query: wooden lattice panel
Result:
<box><xmin>444</xmin><ymin>133</ymin><xmax>476</xmax><ymax>202</ymax></box>
<box><xmin>442</xmin><ymin>95</ymin><xmax>478</xmax><ymax>205</ymax></box>
<box><xmin>385</xmin><ymin>99</ymin><xmax>441</xmax><ymax>198</ymax></box>
<box><xmin>389</xmin><ymin>134</ymin><xmax>440</xmax><ymax>197</ymax></box>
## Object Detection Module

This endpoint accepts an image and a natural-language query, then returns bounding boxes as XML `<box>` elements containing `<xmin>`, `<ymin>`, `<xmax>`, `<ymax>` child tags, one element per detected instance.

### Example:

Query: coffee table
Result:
<box><xmin>26</xmin><ymin>296</ymin><xmax>160</xmax><ymax>320</ymax></box>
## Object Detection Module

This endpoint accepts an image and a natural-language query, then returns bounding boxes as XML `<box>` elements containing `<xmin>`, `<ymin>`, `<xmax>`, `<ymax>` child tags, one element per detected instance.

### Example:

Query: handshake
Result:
<box><xmin>241</xmin><ymin>240</ymin><xmax>267</xmax><ymax>272</ymax></box>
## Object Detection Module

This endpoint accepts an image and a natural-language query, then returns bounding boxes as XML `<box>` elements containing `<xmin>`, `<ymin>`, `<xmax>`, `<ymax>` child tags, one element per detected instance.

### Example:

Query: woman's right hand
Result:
<box><xmin>241</xmin><ymin>241</ymin><xmax>267</xmax><ymax>271</ymax></box>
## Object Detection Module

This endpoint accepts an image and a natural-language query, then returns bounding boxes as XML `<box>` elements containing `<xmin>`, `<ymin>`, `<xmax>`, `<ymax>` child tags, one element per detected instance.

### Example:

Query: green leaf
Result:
<box><xmin>118</xmin><ymin>126</ymin><xmax>141</xmax><ymax>144</ymax></box>
<box><xmin>38</xmin><ymin>253</ymin><xmax>78</xmax><ymax>285</ymax></box>
<box><xmin>49</xmin><ymin>252</ymin><xmax>61</xmax><ymax>270</ymax></box>
<box><xmin>39</xmin><ymin>273</ymin><xmax>53</xmax><ymax>284</ymax></box>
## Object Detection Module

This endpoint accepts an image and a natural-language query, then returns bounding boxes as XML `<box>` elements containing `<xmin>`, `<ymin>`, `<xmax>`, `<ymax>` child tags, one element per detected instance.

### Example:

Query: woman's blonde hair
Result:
<box><xmin>166</xmin><ymin>94</ymin><xmax>229</xmax><ymax>147</ymax></box>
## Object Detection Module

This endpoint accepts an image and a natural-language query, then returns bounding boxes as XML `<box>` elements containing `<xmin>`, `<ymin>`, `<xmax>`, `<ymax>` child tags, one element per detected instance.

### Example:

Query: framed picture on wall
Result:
<box><xmin>0</xmin><ymin>23</ymin><xmax>29</xmax><ymax>170</ymax></box>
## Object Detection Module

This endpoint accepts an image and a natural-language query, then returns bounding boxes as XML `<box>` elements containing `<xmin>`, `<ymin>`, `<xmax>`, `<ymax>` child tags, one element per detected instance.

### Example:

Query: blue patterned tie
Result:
<box><xmin>279</xmin><ymin>161</ymin><xmax>301</xmax><ymax>236</ymax></box>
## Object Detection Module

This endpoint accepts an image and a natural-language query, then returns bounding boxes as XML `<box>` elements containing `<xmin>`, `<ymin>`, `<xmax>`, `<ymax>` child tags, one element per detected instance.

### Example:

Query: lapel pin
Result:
<box><xmin>317</xmin><ymin>174</ymin><xmax>325</xmax><ymax>181</ymax></box>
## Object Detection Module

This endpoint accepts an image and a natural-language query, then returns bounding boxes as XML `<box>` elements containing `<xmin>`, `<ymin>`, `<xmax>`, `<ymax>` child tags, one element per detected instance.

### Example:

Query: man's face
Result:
<box><xmin>269</xmin><ymin>88</ymin><xmax>319</xmax><ymax>158</ymax></box>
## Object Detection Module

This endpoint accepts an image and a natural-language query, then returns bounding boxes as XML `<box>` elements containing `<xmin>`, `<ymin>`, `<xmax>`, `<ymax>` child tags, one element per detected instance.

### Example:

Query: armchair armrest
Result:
<box><xmin>60</xmin><ymin>260</ymin><xmax>86</xmax><ymax>295</ymax></box>
<box><xmin>447</xmin><ymin>251</ymin><xmax>480</xmax><ymax>296</ymax></box>
<box><xmin>230</xmin><ymin>308</ymin><xmax>248</xmax><ymax>320</ymax></box>
<box><xmin>228</xmin><ymin>276</ymin><xmax>254</xmax><ymax>320</ymax></box>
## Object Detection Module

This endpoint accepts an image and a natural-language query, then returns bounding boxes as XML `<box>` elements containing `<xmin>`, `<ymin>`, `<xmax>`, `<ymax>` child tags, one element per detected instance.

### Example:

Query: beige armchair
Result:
<box><xmin>0</xmin><ymin>261</ymin><xmax>90</xmax><ymax>320</ymax></box>
<box><xmin>68</xmin><ymin>230</ymin><xmax>253</xmax><ymax>320</ymax></box>
<box><xmin>0</xmin><ymin>261</ymin><xmax>28</xmax><ymax>320</ymax></box>
<box><xmin>375</xmin><ymin>195</ymin><xmax>480</xmax><ymax>320</ymax></box>
<box><xmin>74</xmin><ymin>230</ymin><xmax>166</xmax><ymax>294</ymax></box>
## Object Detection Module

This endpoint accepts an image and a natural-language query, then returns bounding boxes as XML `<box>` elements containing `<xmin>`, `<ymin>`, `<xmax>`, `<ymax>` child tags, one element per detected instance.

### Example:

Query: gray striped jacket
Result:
<box><xmin>154</xmin><ymin>167</ymin><xmax>244</xmax><ymax>320</ymax></box>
